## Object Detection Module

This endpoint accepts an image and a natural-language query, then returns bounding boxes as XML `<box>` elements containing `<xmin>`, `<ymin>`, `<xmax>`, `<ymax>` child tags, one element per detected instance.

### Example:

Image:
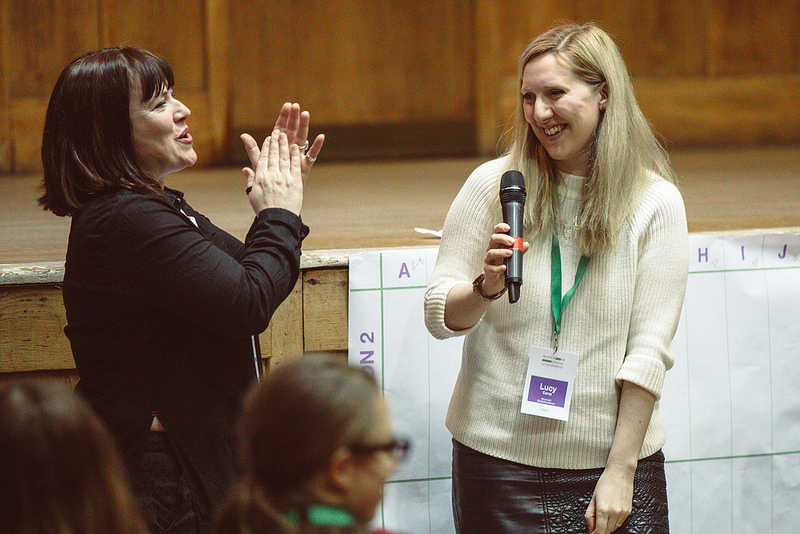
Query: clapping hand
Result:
<box><xmin>240</xmin><ymin>103</ymin><xmax>325</xmax><ymax>216</ymax></box>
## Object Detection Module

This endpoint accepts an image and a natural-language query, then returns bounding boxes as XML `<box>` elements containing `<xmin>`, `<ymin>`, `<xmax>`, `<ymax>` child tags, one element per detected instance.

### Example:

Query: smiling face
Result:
<box><xmin>521</xmin><ymin>53</ymin><xmax>607</xmax><ymax>177</ymax></box>
<box><xmin>129</xmin><ymin>80</ymin><xmax>197</xmax><ymax>183</ymax></box>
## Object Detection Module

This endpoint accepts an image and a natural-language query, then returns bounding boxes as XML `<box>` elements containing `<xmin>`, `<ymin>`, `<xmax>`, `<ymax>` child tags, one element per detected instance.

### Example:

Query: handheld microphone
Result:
<box><xmin>499</xmin><ymin>170</ymin><xmax>527</xmax><ymax>303</ymax></box>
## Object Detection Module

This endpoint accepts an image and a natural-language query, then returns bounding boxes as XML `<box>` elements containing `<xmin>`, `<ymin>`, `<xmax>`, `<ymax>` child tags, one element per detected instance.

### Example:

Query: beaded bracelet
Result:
<box><xmin>472</xmin><ymin>273</ymin><xmax>507</xmax><ymax>302</ymax></box>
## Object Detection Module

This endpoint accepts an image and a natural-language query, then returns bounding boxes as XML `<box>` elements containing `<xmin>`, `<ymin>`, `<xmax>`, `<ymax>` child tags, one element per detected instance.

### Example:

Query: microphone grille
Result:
<box><xmin>500</xmin><ymin>170</ymin><xmax>526</xmax><ymax>204</ymax></box>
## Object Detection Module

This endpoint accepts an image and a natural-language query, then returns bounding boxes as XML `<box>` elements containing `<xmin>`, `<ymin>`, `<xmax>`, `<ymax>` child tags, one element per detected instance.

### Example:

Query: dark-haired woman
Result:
<box><xmin>39</xmin><ymin>47</ymin><xmax>324</xmax><ymax>533</ymax></box>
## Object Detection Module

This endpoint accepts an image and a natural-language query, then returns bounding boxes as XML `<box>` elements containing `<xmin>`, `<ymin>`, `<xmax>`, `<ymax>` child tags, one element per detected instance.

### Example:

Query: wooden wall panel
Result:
<box><xmin>5</xmin><ymin>0</ymin><xmax>101</xmax><ymax>172</ymax></box>
<box><xmin>8</xmin><ymin>0</ymin><xmax>100</xmax><ymax>99</ymax></box>
<box><xmin>227</xmin><ymin>0</ymin><xmax>474</xmax><ymax>128</ymax></box>
<box><xmin>0</xmin><ymin>0</ymin><xmax>11</xmax><ymax>173</ymax></box>
<box><xmin>204</xmin><ymin>0</ymin><xmax>231</xmax><ymax>161</ymax></box>
<box><xmin>102</xmin><ymin>0</ymin><xmax>206</xmax><ymax>92</ymax></box>
<box><xmin>474</xmin><ymin>0</ymin><xmax>800</xmax><ymax>153</ymax></box>
<box><xmin>703</xmin><ymin>0</ymin><xmax>800</xmax><ymax>76</ymax></box>
<box><xmin>0</xmin><ymin>266</ymin><xmax>349</xmax><ymax>384</ymax></box>
<box><xmin>9</xmin><ymin>97</ymin><xmax>46</xmax><ymax>171</ymax></box>
<box><xmin>259</xmin><ymin>277</ymin><xmax>304</xmax><ymax>370</ymax></box>
<box><xmin>2</xmin><ymin>1</ymin><xmax>800</xmax><ymax>173</ymax></box>
<box><xmin>0</xmin><ymin>285</ymin><xmax>72</xmax><ymax>373</ymax></box>
<box><xmin>2</xmin><ymin>0</ymin><xmax>228</xmax><ymax>173</ymax></box>
<box><xmin>302</xmin><ymin>268</ymin><xmax>348</xmax><ymax>352</ymax></box>
<box><xmin>638</xmin><ymin>73</ymin><xmax>800</xmax><ymax>148</ymax></box>
<box><xmin>567</xmin><ymin>0</ymin><xmax>706</xmax><ymax>77</ymax></box>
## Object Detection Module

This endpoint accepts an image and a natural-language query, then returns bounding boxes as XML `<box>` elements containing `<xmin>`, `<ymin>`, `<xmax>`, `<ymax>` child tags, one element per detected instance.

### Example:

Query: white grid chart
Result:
<box><xmin>348</xmin><ymin>232</ymin><xmax>800</xmax><ymax>534</ymax></box>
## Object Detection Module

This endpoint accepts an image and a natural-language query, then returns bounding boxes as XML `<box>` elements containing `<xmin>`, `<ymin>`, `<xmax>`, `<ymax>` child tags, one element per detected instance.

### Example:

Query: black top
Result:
<box><xmin>63</xmin><ymin>187</ymin><xmax>308</xmax><ymax>524</ymax></box>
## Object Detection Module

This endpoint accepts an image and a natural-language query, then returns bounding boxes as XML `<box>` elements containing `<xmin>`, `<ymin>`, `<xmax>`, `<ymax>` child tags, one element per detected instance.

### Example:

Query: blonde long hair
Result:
<box><xmin>505</xmin><ymin>22</ymin><xmax>676</xmax><ymax>255</ymax></box>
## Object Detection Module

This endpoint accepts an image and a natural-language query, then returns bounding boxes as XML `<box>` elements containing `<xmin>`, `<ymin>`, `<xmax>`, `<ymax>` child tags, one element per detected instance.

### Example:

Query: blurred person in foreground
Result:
<box><xmin>213</xmin><ymin>355</ymin><xmax>408</xmax><ymax>534</ymax></box>
<box><xmin>0</xmin><ymin>378</ymin><xmax>148</xmax><ymax>534</ymax></box>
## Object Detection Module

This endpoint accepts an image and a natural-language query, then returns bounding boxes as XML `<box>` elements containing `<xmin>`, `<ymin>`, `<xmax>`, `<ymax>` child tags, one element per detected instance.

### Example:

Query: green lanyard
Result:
<box><xmin>285</xmin><ymin>504</ymin><xmax>357</xmax><ymax>527</ymax></box>
<box><xmin>550</xmin><ymin>233</ymin><xmax>590</xmax><ymax>351</ymax></box>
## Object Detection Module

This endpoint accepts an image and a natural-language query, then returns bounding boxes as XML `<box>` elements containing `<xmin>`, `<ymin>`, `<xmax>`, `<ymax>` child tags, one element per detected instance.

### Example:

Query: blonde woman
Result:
<box><xmin>425</xmin><ymin>23</ymin><xmax>688</xmax><ymax>534</ymax></box>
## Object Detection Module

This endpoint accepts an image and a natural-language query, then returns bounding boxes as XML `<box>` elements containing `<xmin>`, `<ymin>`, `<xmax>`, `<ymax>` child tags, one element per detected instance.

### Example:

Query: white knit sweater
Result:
<box><xmin>424</xmin><ymin>156</ymin><xmax>688</xmax><ymax>469</ymax></box>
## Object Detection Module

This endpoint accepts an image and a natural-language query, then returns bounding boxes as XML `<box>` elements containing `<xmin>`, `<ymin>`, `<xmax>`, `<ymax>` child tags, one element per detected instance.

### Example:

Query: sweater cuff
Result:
<box><xmin>616</xmin><ymin>352</ymin><xmax>667</xmax><ymax>400</ymax></box>
<box><xmin>424</xmin><ymin>281</ymin><xmax>481</xmax><ymax>340</ymax></box>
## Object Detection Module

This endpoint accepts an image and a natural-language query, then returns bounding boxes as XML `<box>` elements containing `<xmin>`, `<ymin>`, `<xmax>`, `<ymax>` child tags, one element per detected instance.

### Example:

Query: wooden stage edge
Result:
<box><xmin>2</xmin><ymin>146</ymin><xmax>800</xmax><ymax>383</ymax></box>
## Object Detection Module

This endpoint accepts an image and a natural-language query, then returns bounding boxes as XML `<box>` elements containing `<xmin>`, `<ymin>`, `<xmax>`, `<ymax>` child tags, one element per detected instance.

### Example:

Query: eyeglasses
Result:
<box><xmin>349</xmin><ymin>437</ymin><xmax>411</xmax><ymax>463</ymax></box>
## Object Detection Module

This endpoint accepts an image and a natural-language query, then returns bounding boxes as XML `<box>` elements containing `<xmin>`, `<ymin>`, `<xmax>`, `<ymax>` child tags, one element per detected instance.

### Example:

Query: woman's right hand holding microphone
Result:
<box><xmin>443</xmin><ymin>222</ymin><xmax>529</xmax><ymax>331</ymax></box>
<box><xmin>478</xmin><ymin>222</ymin><xmax>530</xmax><ymax>298</ymax></box>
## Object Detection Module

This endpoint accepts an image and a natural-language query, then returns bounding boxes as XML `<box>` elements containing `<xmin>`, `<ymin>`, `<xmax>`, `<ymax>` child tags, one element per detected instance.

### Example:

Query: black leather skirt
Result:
<box><xmin>452</xmin><ymin>439</ymin><xmax>669</xmax><ymax>534</ymax></box>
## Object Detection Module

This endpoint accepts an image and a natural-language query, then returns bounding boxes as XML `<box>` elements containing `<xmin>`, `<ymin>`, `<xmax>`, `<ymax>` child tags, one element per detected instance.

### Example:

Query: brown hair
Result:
<box><xmin>38</xmin><ymin>47</ymin><xmax>174</xmax><ymax>216</ymax></box>
<box><xmin>505</xmin><ymin>22</ymin><xmax>676</xmax><ymax>254</ymax></box>
<box><xmin>213</xmin><ymin>355</ymin><xmax>381</xmax><ymax>534</ymax></box>
<box><xmin>0</xmin><ymin>379</ymin><xmax>147</xmax><ymax>534</ymax></box>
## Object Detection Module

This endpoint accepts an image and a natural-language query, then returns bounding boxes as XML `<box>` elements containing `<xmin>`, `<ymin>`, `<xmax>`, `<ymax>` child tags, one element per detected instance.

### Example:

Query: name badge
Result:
<box><xmin>520</xmin><ymin>346</ymin><xmax>579</xmax><ymax>421</ymax></box>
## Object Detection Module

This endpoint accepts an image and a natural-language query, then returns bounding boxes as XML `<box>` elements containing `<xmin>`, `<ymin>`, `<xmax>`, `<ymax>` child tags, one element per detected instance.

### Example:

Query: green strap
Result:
<box><xmin>551</xmin><ymin>233</ymin><xmax>590</xmax><ymax>338</ymax></box>
<box><xmin>285</xmin><ymin>504</ymin><xmax>357</xmax><ymax>527</ymax></box>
